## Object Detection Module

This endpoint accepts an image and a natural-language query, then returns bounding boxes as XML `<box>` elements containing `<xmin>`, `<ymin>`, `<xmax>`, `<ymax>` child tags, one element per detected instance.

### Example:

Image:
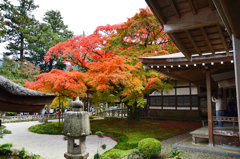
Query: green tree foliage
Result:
<box><xmin>27</xmin><ymin>10</ymin><xmax>73</xmax><ymax>72</ymax></box>
<box><xmin>43</xmin><ymin>10</ymin><xmax>73</xmax><ymax>39</ymax></box>
<box><xmin>0</xmin><ymin>13</ymin><xmax>7</xmax><ymax>39</ymax></box>
<box><xmin>0</xmin><ymin>0</ymin><xmax>39</xmax><ymax>62</ymax></box>
<box><xmin>0</xmin><ymin>57</ymin><xmax>40</xmax><ymax>86</ymax></box>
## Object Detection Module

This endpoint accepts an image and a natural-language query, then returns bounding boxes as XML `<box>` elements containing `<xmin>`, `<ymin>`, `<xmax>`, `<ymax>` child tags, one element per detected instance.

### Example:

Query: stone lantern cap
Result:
<box><xmin>72</xmin><ymin>97</ymin><xmax>83</xmax><ymax>109</ymax></box>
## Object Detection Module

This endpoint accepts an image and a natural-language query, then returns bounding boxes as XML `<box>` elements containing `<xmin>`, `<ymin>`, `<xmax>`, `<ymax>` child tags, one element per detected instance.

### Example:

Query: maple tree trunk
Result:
<box><xmin>44</xmin><ymin>61</ymin><xmax>47</xmax><ymax>72</ymax></box>
<box><xmin>49</xmin><ymin>59</ymin><xmax>53</xmax><ymax>71</ymax></box>
<box><xmin>127</xmin><ymin>104</ymin><xmax>139</xmax><ymax>120</ymax></box>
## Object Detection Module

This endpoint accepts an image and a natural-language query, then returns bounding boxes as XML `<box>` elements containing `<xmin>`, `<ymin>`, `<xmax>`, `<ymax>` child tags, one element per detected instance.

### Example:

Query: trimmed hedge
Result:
<box><xmin>138</xmin><ymin>138</ymin><xmax>161</xmax><ymax>159</ymax></box>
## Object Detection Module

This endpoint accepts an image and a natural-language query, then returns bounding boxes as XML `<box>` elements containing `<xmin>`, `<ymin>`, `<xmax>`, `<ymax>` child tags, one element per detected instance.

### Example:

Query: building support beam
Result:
<box><xmin>223</xmin><ymin>88</ymin><xmax>227</xmax><ymax>110</ymax></box>
<box><xmin>200</xmin><ymin>27</ymin><xmax>215</xmax><ymax>56</ymax></box>
<box><xmin>216</xmin><ymin>24</ymin><xmax>229</xmax><ymax>55</ymax></box>
<box><xmin>186</xmin><ymin>30</ymin><xmax>202</xmax><ymax>57</ymax></box>
<box><xmin>170</xmin><ymin>33</ymin><xmax>192</xmax><ymax>61</ymax></box>
<box><xmin>232</xmin><ymin>35</ymin><xmax>240</xmax><ymax>141</ymax></box>
<box><xmin>206</xmin><ymin>70</ymin><xmax>213</xmax><ymax>145</ymax></box>
<box><xmin>187</xmin><ymin>0</ymin><xmax>196</xmax><ymax>15</ymax></box>
<box><xmin>168</xmin><ymin>0</ymin><xmax>180</xmax><ymax>18</ymax></box>
<box><xmin>164</xmin><ymin>8</ymin><xmax>222</xmax><ymax>33</ymax></box>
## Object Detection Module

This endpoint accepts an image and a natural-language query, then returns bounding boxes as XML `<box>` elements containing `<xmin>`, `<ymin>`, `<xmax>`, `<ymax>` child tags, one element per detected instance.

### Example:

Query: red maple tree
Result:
<box><xmin>26</xmin><ymin>8</ymin><xmax>176</xmax><ymax>119</ymax></box>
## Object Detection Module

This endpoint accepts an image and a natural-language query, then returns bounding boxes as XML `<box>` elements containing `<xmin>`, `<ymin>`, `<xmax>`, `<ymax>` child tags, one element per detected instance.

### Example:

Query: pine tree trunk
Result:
<box><xmin>20</xmin><ymin>37</ymin><xmax>24</xmax><ymax>62</ymax></box>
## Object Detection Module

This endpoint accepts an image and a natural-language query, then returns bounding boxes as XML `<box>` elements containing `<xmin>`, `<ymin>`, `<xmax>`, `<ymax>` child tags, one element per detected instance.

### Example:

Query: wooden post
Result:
<box><xmin>59</xmin><ymin>96</ymin><xmax>61</xmax><ymax>126</ymax></box>
<box><xmin>232</xmin><ymin>35</ymin><xmax>240</xmax><ymax>141</ymax></box>
<box><xmin>61</xmin><ymin>101</ymin><xmax>64</xmax><ymax>122</ymax></box>
<box><xmin>175</xmin><ymin>81</ymin><xmax>177</xmax><ymax>110</ymax></box>
<box><xmin>223</xmin><ymin>89</ymin><xmax>227</xmax><ymax>110</ymax></box>
<box><xmin>218</xmin><ymin>88</ymin><xmax>222</xmax><ymax>95</ymax></box>
<box><xmin>121</xmin><ymin>103</ymin><xmax>123</xmax><ymax>133</ymax></box>
<box><xmin>206</xmin><ymin>70</ymin><xmax>213</xmax><ymax>146</ymax></box>
<box><xmin>190</xmin><ymin>82</ymin><xmax>192</xmax><ymax>110</ymax></box>
<box><xmin>229</xmin><ymin>88</ymin><xmax>232</xmax><ymax>101</ymax></box>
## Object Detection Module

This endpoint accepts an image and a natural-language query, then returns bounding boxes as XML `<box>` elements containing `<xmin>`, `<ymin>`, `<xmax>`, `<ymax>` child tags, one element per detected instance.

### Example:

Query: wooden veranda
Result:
<box><xmin>139</xmin><ymin>51</ymin><xmax>239</xmax><ymax>147</ymax></box>
<box><xmin>144</xmin><ymin>0</ymin><xmax>240</xmax><ymax>148</ymax></box>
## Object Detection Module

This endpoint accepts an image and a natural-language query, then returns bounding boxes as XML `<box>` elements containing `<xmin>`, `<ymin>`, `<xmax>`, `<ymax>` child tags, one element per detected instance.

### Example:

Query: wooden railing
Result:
<box><xmin>93</xmin><ymin>109</ymin><xmax>128</xmax><ymax>118</ymax></box>
<box><xmin>212</xmin><ymin>116</ymin><xmax>238</xmax><ymax>133</ymax></box>
<box><xmin>1</xmin><ymin>114</ymin><xmax>64</xmax><ymax>122</ymax></box>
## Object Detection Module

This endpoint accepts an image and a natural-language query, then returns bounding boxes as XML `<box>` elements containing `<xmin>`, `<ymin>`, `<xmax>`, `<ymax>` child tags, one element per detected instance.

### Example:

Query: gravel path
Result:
<box><xmin>0</xmin><ymin>120</ymin><xmax>117</xmax><ymax>159</ymax></box>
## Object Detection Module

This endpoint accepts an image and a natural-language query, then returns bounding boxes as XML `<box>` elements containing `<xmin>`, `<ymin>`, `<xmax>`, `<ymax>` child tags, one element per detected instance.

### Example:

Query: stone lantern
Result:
<box><xmin>63</xmin><ymin>97</ymin><xmax>91</xmax><ymax>159</ymax></box>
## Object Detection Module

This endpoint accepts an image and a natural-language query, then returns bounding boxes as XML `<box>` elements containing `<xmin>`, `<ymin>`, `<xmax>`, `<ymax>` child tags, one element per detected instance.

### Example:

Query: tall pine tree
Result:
<box><xmin>27</xmin><ymin>10</ymin><xmax>73</xmax><ymax>72</ymax></box>
<box><xmin>0</xmin><ymin>13</ymin><xmax>7</xmax><ymax>40</ymax></box>
<box><xmin>1</xmin><ymin>0</ymin><xmax>38</xmax><ymax>62</ymax></box>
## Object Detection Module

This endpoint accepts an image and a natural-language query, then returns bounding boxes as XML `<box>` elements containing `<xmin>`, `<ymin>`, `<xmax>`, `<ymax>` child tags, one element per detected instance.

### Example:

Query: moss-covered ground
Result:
<box><xmin>28</xmin><ymin>117</ymin><xmax>202</xmax><ymax>158</ymax></box>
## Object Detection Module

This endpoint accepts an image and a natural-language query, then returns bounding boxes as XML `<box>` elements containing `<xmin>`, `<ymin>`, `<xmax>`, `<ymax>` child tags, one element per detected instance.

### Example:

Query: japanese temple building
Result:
<box><xmin>143</xmin><ymin>0</ymin><xmax>240</xmax><ymax>148</ymax></box>
<box><xmin>0</xmin><ymin>75</ymin><xmax>56</xmax><ymax>112</ymax></box>
<box><xmin>140</xmin><ymin>51</ymin><xmax>235</xmax><ymax>119</ymax></box>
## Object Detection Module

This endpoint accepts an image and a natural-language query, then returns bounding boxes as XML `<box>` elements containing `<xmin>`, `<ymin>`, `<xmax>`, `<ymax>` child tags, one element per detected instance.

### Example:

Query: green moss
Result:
<box><xmin>28</xmin><ymin>117</ymin><xmax>201</xmax><ymax>158</ymax></box>
<box><xmin>28</xmin><ymin>122</ymin><xmax>63</xmax><ymax>134</ymax></box>
<box><xmin>101</xmin><ymin>148</ymin><xmax>133</xmax><ymax>159</ymax></box>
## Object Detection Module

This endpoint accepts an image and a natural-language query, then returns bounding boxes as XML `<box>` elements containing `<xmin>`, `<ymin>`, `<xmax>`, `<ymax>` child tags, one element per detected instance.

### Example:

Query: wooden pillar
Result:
<box><xmin>229</xmin><ymin>88</ymin><xmax>232</xmax><ymax>100</ymax></box>
<box><xmin>232</xmin><ymin>35</ymin><xmax>240</xmax><ymax>141</ymax></box>
<box><xmin>190</xmin><ymin>82</ymin><xmax>192</xmax><ymax>110</ymax></box>
<box><xmin>218</xmin><ymin>88</ymin><xmax>222</xmax><ymax>95</ymax></box>
<box><xmin>229</xmin><ymin>88</ymin><xmax>232</xmax><ymax>112</ymax></box>
<box><xmin>175</xmin><ymin>81</ymin><xmax>177</xmax><ymax>110</ymax></box>
<box><xmin>161</xmin><ymin>90</ymin><xmax>163</xmax><ymax>109</ymax></box>
<box><xmin>197</xmin><ymin>86</ymin><xmax>201</xmax><ymax>117</ymax></box>
<box><xmin>223</xmin><ymin>89</ymin><xmax>227</xmax><ymax>110</ymax></box>
<box><xmin>206</xmin><ymin>70</ymin><xmax>213</xmax><ymax>145</ymax></box>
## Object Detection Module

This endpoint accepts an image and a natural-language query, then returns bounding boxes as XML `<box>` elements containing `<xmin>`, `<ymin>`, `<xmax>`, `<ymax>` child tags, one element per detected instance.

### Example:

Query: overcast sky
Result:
<box><xmin>0</xmin><ymin>0</ymin><xmax>148</xmax><ymax>57</ymax></box>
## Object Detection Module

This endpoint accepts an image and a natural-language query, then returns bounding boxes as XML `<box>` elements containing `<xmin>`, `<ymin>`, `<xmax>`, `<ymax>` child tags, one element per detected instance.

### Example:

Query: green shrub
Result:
<box><xmin>30</xmin><ymin>154</ymin><xmax>41</xmax><ymax>159</ymax></box>
<box><xmin>43</xmin><ymin>118</ymin><xmax>48</xmax><ymax>123</ymax></box>
<box><xmin>169</xmin><ymin>149</ymin><xmax>182</xmax><ymax>159</ymax></box>
<box><xmin>95</xmin><ymin>131</ymin><xmax>104</xmax><ymax>137</ymax></box>
<box><xmin>138</xmin><ymin>138</ymin><xmax>161</xmax><ymax>159</ymax></box>
<box><xmin>19</xmin><ymin>148</ymin><xmax>28</xmax><ymax>159</ymax></box>
<box><xmin>94</xmin><ymin>153</ymin><xmax>101</xmax><ymax>159</ymax></box>
<box><xmin>101</xmin><ymin>144</ymin><xmax>107</xmax><ymax>149</ymax></box>
<box><xmin>0</xmin><ymin>126</ymin><xmax>6</xmax><ymax>130</ymax></box>
<box><xmin>5</xmin><ymin>112</ymin><xmax>18</xmax><ymax>116</ymax></box>
<box><xmin>127</xmin><ymin>150</ymin><xmax>144</xmax><ymax>159</ymax></box>
<box><xmin>3</xmin><ymin>129</ymin><xmax>12</xmax><ymax>134</ymax></box>
<box><xmin>0</xmin><ymin>143</ymin><xmax>13</xmax><ymax>155</ymax></box>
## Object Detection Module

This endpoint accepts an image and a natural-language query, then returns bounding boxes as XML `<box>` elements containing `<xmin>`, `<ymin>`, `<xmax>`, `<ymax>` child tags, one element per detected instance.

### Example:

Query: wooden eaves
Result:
<box><xmin>139</xmin><ymin>51</ymin><xmax>234</xmax><ymax>87</ymax></box>
<box><xmin>145</xmin><ymin>0</ymin><xmax>231</xmax><ymax>61</ymax></box>
<box><xmin>0</xmin><ymin>76</ymin><xmax>56</xmax><ymax>112</ymax></box>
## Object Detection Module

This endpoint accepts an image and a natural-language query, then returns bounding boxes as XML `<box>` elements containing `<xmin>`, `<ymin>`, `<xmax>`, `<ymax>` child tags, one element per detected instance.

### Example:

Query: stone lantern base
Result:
<box><xmin>64</xmin><ymin>152</ymin><xmax>89</xmax><ymax>159</ymax></box>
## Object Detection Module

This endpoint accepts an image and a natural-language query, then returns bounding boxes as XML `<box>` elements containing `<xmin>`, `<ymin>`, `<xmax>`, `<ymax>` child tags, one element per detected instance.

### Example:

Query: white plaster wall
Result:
<box><xmin>176</xmin><ymin>88</ymin><xmax>190</xmax><ymax>95</ymax></box>
<box><xmin>163</xmin><ymin>89</ymin><xmax>175</xmax><ymax>95</ymax></box>
<box><xmin>191</xmin><ymin>87</ymin><xmax>198</xmax><ymax>95</ymax></box>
